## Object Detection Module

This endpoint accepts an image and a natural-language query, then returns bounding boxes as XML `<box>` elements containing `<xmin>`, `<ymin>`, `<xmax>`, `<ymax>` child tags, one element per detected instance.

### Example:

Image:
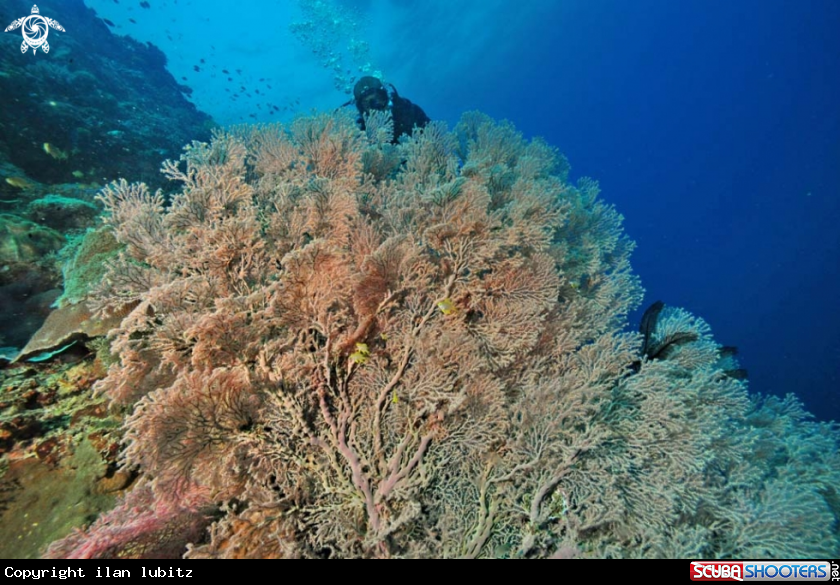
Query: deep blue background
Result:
<box><xmin>400</xmin><ymin>0</ymin><xmax>840</xmax><ymax>422</ymax></box>
<box><xmin>81</xmin><ymin>0</ymin><xmax>840</xmax><ymax>420</ymax></box>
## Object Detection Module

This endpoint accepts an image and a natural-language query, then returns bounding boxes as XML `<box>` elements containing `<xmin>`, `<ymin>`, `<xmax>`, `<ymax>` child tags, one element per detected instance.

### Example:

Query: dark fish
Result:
<box><xmin>129</xmin><ymin>18</ymin><xmax>136</xmax><ymax>23</ymax></box>
<box><xmin>140</xmin><ymin>1</ymin><xmax>151</xmax><ymax>8</ymax></box>
<box><xmin>720</xmin><ymin>346</ymin><xmax>739</xmax><ymax>358</ymax></box>
<box><xmin>649</xmin><ymin>331</ymin><xmax>698</xmax><ymax>360</ymax></box>
<box><xmin>181</xmin><ymin>76</ymin><xmax>187</xmax><ymax>81</ymax></box>
<box><xmin>227</xmin><ymin>77</ymin><xmax>232</xmax><ymax>81</ymax></box>
<box><xmin>200</xmin><ymin>58</ymin><xmax>205</xmax><ymax>64</ymax></box>
<box><xmin>103</xmin><ymin>18</ymin><xmax>116</xmax><ymax>27</ymax></box>
<box><xmin>222</xmin><ymin>69</ymin><xmax>229</xmax><ymax>74</ymax></box>
<box><xmin>267</xmin><ymin>84</ymin><xmax>272</xmax><ymax>89</ymax></box>
<box><xmin>639</xmin><ymin>300</ymin><xmax>664</xmax><ymax>358</ymax></box>
<box><xmin>236</xmin><ymin>69</ymin><xmax>242</xmax><ymax>74</ymax></box>
<box><xmin>193</xmin><ymin>65</ymin><xmax>200</xmax><ymax>72</ymax></box>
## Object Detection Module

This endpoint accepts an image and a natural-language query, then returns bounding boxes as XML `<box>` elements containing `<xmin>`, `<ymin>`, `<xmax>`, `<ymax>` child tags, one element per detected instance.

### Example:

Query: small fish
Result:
<box><xmin>193</xmin><ymin>65</ymin><xmax>200</xmax><ymax>72</ymax></box>
<box><xmin>349</xmin><ymin>342</ymin><xmax>370</xmax><ymax>365</ymax></box>
<box><xmin>222</xmin><ymin>69</ymin><xmax>229</xmax><ymax>74</ymax></box>
<box><xmin>140</xmin><ymin>1</ymin><xmax>151</xmax><ymax>8</ymax></box>
<box><xmin>71</xmin><ymin>170</ymin><xmax>85</xmax><ymax>179</ymax></box>
<box><xmin>437</xmin><ymin>298</ymin><xmax>457</xmax><ymax>316</ymax></box>
<box><xmin>129</xmin><ymin>18</ymin><xmax>136</xmax><ymax>23</ymax></box>
<box><xmin>103</xmin><ymin>18</ymin><xmax>115</xmax><ymax>27</ymax></box>
<box><xmin>43</xmin><ymin>143</ymin><xmax>68</xmax><ymax>160</ymax></box>
<box><xmin>5</xmin><ymin>177</ymin><xmax>32</xmax><ymax>189</ymax></box>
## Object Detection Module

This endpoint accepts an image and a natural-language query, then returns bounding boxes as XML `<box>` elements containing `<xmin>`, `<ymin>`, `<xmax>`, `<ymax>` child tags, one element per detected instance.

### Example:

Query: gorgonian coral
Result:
<box><xmin>46</xmin><ymin>111</ymin><xmax>839</xmax><ymax>559</ymax></box>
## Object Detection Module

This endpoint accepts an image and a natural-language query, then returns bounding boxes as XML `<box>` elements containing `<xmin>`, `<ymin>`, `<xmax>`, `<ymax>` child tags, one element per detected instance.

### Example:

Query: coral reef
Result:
<box><xmin>0</xmin><ymin>214</ymin><xmax>64</xmax><ymax>264</ymax></box>
<box><xmin>14</xmin><ymin>301</ymin><xmax>130</xmax><ymax>363</ymax></box>
<box><xmin>0</xmin><ymin>357</ymin><xmax>125</xmax><ymax>559</ymax></box>
<box><xmin>0</xmin><ymin>172</ymin><xmax>114</xmax><ymax>354</ymax></box>
<box><xmin>0</xmin><ymin>0</ymin><xmax>236</xmax><ymax>558</ymax></box>
<box><xmin>41</xmin><ymin>111</ymin><xmax>840</xmax><ymax>558</ymax></box>
<box><xmin>56</xmin><ymin>227</ymin><xmax>122</xmax><ymax>309</ymax></box>
<box><xmin>0</xmin><ymin>0</ymin><xmax>213</xmax><ymax>190</ymax></box>
<box><xmin>0</xmin><ymin>210</ymin><xmax>65</xmax><ymax>352</ymax></box>
<box><xmin>26</xmin><ymin>195</ymin><xmax>99</xmax><ymax>232</ymax></box>
<box><xmin>0</xmin><ymin>0</ymin><xmax>216</xmax><ymax>352</ymax></box>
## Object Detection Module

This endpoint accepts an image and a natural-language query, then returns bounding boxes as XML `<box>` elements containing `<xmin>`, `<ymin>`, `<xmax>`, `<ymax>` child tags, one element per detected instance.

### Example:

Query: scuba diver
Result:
<box><xmin>351</xmin><ymin>76</ymin><xmax>430</xmax><ymax>143</ymax></box>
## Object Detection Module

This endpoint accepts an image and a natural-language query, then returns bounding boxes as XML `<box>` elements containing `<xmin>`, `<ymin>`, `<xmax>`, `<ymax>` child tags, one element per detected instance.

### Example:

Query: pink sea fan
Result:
<box><xmin>43</xmin><ymin>481</ymin><xmax>213</xmax><ymax>560</ymax></box>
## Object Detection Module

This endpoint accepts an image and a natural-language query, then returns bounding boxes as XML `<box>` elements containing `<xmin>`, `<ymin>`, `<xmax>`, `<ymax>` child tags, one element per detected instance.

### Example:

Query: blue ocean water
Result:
<box><xmin>59</xmin><ymin>0</ymin><xmax>840</xmax><ymax>423</ymax></box>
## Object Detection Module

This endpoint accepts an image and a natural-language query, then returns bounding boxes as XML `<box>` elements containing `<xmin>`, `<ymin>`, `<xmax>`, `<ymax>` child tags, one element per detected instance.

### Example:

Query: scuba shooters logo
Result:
<box><xmin>690</xmin><ymin>561</ymin><xmax>834</xmax><ymax>581</ymax></box>
<box><xmin>4</xmin><ymin>5</ymin><xmax>65</xmax><ymax>55</ymax></box>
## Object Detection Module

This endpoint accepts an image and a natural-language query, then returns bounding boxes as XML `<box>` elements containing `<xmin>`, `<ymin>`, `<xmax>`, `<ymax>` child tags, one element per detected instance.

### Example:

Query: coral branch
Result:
<box><xmin>46</xmin><ymin>111</ymin><xmax>839</xmax><ymax>560</ymax></box>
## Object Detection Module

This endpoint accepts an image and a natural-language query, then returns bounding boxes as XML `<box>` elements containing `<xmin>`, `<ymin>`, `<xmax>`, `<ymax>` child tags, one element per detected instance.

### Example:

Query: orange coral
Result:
<box><xmin>47</xmin><ymin>111</ymin><xmax>839</xmax><ymax>559</ymax></box>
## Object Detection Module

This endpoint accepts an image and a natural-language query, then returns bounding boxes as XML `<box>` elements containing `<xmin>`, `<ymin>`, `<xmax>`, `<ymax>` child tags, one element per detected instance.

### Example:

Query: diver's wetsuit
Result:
<box><xmin>353</xmin><ymin>78</ymin><xmax>430</xmax><ymax>143</ymax></box>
